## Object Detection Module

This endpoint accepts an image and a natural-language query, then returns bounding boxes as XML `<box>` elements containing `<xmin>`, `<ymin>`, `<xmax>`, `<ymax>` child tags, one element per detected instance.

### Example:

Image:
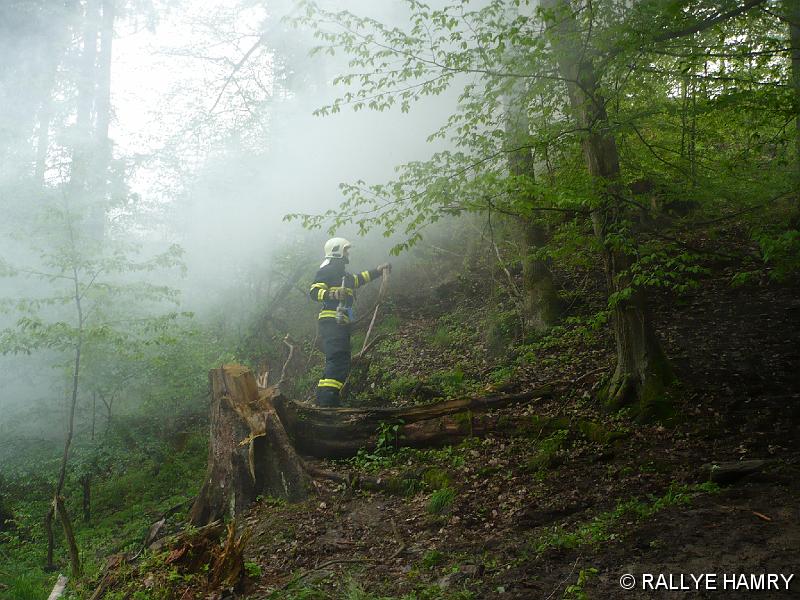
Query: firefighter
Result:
<box><xmin>309</xmin><ymin>237</ymin><xmax>391</xmax><ymax>407</ymax></box>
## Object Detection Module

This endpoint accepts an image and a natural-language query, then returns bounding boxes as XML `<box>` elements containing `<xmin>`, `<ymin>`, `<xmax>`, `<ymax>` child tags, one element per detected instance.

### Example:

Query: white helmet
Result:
<box><xmin>323</xmin><ymin>237</ymin><xmax>352</xmax><ymax>259</ymax></box>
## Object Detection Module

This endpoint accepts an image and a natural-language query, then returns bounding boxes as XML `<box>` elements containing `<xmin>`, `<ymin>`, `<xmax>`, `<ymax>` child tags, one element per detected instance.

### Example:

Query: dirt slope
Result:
<box><xmin>232</xmin><ymin>273</ymin><xmax>799</xmax><ymax>599</ymax></box>
<box><xmin>94</xmin><ymin>264</ymin><xmax>799</xmax><ymax>600</ymax></box>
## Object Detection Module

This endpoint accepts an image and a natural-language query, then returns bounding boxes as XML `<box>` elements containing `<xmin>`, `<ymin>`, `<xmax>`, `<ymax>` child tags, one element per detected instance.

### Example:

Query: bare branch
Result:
<box><xmin>208</xmin><ymin>34</ymin><xmax>266</xmax><ymax>115</ymax></box>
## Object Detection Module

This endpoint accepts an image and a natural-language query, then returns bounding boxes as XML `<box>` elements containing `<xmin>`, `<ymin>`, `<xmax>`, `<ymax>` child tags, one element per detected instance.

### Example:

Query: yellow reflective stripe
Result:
<box><xmin>317</xmin><ymin>378</ymin><xmax>344</xmax><ymax>390</ymax></box>
<box><xmin>361</xmin><ymin>270</ymin><xmax>371</xmax><ymax>283</ymax></box>
<box><xmin>318</xmin><ymin>310</ymin><xmax>349</xmax><ymax>322</ymax></box>
<box><xmin>310</xmin><ymin>282</ymin><xmax>329</xmax><ymax>301</ymax></box>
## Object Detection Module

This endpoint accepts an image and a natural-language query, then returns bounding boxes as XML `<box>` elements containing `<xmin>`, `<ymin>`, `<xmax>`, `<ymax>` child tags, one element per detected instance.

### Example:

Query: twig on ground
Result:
<box><xmin>388</xmin><ymin>519</ymin><xmax>406</xmax><ymax>560</ymax></box>
<box><xmin>544</xmin><ymin>554</ymin><xmax>582</xmax><ymax>600</ymax></box>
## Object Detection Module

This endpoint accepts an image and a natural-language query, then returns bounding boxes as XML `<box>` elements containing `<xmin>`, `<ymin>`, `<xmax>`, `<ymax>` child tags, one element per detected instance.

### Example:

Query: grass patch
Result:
<box><xmin>421</xmin><ymin>549</ymin><xmax>445</xmax><ymax>569</ymax></box>
<box><xmin>0</xmin><ymin>571</ymin><xmax>51</xmax><ymax>600</ymax></box>
<box><xmin>531</xmin><ymin>482</ymin><xmax>720</xmax><ymax>553</ymax></box>
<box><xmin>429</xmin><ymin>324</ymin><xmax>454</xmax><ymax>349</ymax></box>
<box><xmin>427</xmin><ymin>487</ymin><xmax>456</xmax><ymax>515</ymax></box>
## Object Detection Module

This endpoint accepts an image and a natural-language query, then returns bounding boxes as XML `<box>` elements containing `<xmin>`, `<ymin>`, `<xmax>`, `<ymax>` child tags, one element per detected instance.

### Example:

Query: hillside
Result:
<box><xmin>3</xmin><ymin>1</ymin><xmax>800</xmax><ymax>599</ymax></box>
<box><xmin>83</xmin><ymin>232</ymin><xmax>800</xmax><ymax>600</ymax></box>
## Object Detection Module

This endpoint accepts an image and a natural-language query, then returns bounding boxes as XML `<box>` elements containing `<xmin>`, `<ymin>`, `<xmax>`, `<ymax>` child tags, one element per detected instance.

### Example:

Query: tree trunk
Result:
<box><xmin>188</xmin><ymin>366</ymin><xmax>311</xmax><ymax>526</ymax></box>
<box><xmin>34</xmin><ymin>3</ymin><xmax>78</xmax><ymax>185</ymax></box>
<box><xmin>787</xmin><ymin>0</ymin><xmax>800</xmax><ymax>201</ymax></box>
<box><xmin>35</xmin><ymin>74</ymin><xmax>55</xmax><ymax>185</ymax></box>
<box><xmin>81</xmin><ymin>474</ymin><xmax>91</xmax><ymax>523</ymax></box>
<box><xmin>273</xmin><ymin>386</ymin><xmax>551</xmax><ymax>458</ymax></box>
<box><xmin>504</xmin><ymin>67</ymin><xmax>558</xmax><ymax>332</ymax></box>
<box><xmin>55</xmin><ymin>496</ymin><xmax>81</xmax><ymax>577</ymax></box>
<box><xmin>45</xmin><ymin>275</ymin><xmax>84</xmax><ymax>573</ymax></box>
<box><xmin>519</xmin><ymin>220</ymin><xmax>558</xmax><ymax>332</ymax></box>
<box><xmin>189</xmin><ymin>365</ymin><xmax>553</xmax><ymax>526</ymax></box>
<box><xmin>87</xmin><ymin>0</ymin><xmax>115</xmax><ymax>239</ymax></box>
<box><xmin>44</xmin><ymin>504</ymin><xmax>55</xmax><ymax>570</ymax></box>
<box><xmin>69</xmin><ymin>0</ymin><xmax>99</xmax><ymax>200</ymax></box>
<box><xmin>541</xmin><ymin>0</ymin><xmax>672</xmax><ymax>419</ymax></box>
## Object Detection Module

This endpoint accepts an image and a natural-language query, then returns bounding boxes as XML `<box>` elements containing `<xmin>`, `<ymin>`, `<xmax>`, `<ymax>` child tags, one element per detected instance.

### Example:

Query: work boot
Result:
<box><xmin>316</xmin><ymin>387</ymin><xmax>340</xmax><ymax>408</ymax></box>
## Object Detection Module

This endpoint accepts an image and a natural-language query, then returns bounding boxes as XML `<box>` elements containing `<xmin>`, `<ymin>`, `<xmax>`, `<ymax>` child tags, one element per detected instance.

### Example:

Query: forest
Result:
<box><xmin>0</xmin><ymin>0</ymin><xmax>798</xmax><ymax>598</ymax></box>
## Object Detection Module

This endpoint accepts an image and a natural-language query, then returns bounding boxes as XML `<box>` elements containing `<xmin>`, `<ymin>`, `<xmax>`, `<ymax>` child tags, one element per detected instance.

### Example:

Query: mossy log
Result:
<box><xmin>273</xmin><ymin>386</ymin><xmax>552</xmax><ymax>458</ymax></box>
<box><xmin>189</xmin><ymin>365</ymin><xmax>552</xmax><ymax>525</ymax></box>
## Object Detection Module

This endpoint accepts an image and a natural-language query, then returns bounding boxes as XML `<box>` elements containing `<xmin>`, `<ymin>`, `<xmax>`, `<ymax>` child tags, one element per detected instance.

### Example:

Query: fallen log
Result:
<box><xmin>189</xmin><ymin>365</ymin><xmax>552</xmax><ymax>525</ymax></box>
<box><xmin>274</xmin><ymin>386</ymin><xmax>552</xmax><ymax>458</ymax></box>
<box><xmin>701</xmin><ymin>459</ymin><xmax>769</xmax><ymax>485</ymax></box>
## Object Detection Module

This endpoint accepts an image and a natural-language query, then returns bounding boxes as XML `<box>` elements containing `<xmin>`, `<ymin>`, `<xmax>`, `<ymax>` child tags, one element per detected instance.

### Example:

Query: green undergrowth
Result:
<box><xmin>347</xmin><ymin>412</ymin><xmax>631</xmax><ymax>494</ymax></box>
<box><xmin>530</xmin><ymin>482</ymin><xmax>721</xmax><ymax>555</ymax></box>
<box><xmin>346</xmin><ymin>433</ymin><xmax>479</xmax><ymax>475</ymax></box>
<box><xmin>350</xmin><ymin>303</ymin><xmax>511</xmax><ymax>406</ymax></box>
<box><xmin>0</xmin><ymin>427</ymin><xmax>207</xmax><ymax>599</ymax></box>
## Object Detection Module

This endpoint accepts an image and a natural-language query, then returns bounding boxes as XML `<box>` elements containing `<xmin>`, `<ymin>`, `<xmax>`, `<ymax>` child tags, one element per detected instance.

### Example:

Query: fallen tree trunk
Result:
<box><xmin>701</xmin><ymin>459</ymin><xmax>768</xmax><ymax>485</ymax></box>
<box><xmin>274</xmin><ymin>387</ymin><xmax>552</xmax><ymax>458</ymax></box>
<box><xmin>190</xmin><ymin>365</ymin><xmax>552</xmax><ymax>526</ymax></box>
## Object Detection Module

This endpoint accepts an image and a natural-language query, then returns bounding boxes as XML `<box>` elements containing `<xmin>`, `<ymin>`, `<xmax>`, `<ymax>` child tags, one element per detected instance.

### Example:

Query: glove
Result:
<box><xmin>377</xmin><ymin>262</ymin><xmax>392</xmax><ymax>273</ymax></box>
<box><xmin>327</xmin><ymin>288</ymin><xmax>342</xmax><ymax>300</ymax></box>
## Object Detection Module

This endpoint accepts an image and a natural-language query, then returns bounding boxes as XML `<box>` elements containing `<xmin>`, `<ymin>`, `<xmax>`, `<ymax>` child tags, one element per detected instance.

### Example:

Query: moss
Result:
<box><xmin>422</xmin><ymin>468</ymin><xmax>451</xmax><ymax>490</ymax></box>
<box><xmin>518</xmin><ymin>415</ymin><xmax>571</xmax><ymax>438</ymax></box>
<box><xmin>576</xmin><ymin>420</ymin><xmax>629</xmax><ymax>445</ymax></box>
<box><xmin>600</xmin><ymin>350</ymin><xmax>676</xmax><ymax>423</ymax></box>
<box><xmin>452</xmin><ymin>410</ymin><xmax>474</xmax><ymax>435</ymax></box>
<box><xmin>384</xmin><ymin>476</ymin><xmax>423</xmax><ymax>496</ymax></box>
<box><xmin>526</xmin><ymin>430</ymin><xmax>568</xmax><ymax>471</ymax></box>
<box><xmin>637</xmin><ymin>351</ymin><xmax>676</xmax><ymax>422</ymax></box>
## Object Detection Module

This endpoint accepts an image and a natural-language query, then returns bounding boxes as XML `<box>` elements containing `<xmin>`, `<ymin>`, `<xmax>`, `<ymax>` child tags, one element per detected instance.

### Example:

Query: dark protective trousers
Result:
<box><xmin>316</xmin><ymin>318</ymin><xmax>351</xmax><ymax>407</ymax></box>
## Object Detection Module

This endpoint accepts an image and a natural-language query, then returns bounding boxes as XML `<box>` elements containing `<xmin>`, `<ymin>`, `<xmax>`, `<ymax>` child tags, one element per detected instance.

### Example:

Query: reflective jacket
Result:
<box><xmin>309</xmin><ymin>258</ymin><xmax>382</xmax><ymax>322</ymax></box>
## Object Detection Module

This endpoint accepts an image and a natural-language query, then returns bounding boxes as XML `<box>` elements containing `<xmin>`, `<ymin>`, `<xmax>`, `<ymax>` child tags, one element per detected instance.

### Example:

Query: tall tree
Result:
<box><xmin>786</xmin><ymin>0</ymin><xmax>800</xmax><ymax>201</ymax></box>
<box><xmin>504</xmin><ymin>101</ymin><xmax>560</xmax><ymax>333</ymax></box>
<box><xmin>503</xmin><ymin>4</ymin><xmax>559</xmax><ymax>332</ymax></box>
<box><xmin>539</xmin><ymin>0</ymin><xmax>672</xmax><ymax>412</ymax></box>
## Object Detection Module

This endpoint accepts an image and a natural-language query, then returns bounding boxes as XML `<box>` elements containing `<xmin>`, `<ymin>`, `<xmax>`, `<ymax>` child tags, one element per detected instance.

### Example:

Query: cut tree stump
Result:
<box><xmin>189</xmin><ymin>364</ymin><xmax>552</xmax><ymax>526</ymax></box>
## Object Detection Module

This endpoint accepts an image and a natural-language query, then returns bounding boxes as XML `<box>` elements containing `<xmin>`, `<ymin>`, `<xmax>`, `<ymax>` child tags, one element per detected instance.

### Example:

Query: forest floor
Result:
<box><xmin>89</xmin><ymin>253</ymin><xmax>800</xmax><ymax>599</ymax></box>
<box><xmin>237</xmin><ymin>270</ymin><xmax>800</xmax><ymax>599</ymax></box>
